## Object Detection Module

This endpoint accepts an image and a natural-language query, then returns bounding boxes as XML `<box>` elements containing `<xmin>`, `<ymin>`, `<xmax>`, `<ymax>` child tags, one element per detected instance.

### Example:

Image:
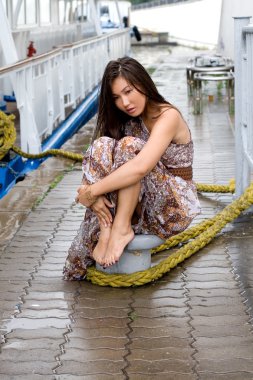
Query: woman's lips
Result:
<box><xmin>126</xmin><ymin>107</ymin><xmax>136</xmax><ymax>114</ymax></box>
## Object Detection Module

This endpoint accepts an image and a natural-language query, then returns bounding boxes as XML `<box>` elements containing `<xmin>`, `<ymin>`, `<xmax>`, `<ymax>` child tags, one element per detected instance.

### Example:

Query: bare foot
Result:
<box><xmin>102</xmin><ymin>226</ymin><xmax>134</xmax><ymax>267</ymax></box>
<box><xmin>92</xmin><ymin>225</ymin><xmax>111</xmax><ymax>265</ymax></box>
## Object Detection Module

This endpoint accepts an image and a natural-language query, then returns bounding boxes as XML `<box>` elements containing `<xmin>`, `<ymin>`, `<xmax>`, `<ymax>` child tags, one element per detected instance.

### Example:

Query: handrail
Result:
<box><xmin>0</xmin><ymin>28</ymin><xmax>130</xmax><ymax>154</ymax></box>
<box><xmin>0</xmin><ymin>29</ymin><xmax>130</xmax><ymax>75</ymax></box>
<box><xmin>0</xmin><ymin>48</ymin><xmax>62</xmax><ymax>75</ymax></box>
<box><xmin>132</xmin><ymin>0</ymin><xmax>191</xmax><ymax>10</ymax></box>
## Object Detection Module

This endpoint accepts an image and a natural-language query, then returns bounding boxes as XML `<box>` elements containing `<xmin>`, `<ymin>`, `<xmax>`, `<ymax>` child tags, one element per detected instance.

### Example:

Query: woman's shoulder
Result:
<box><xmin>159</xmin><ymin>105</ymin><xmax>182</xmax><ymax>120</ymax></box>
<box><xmin>153</xmin><ymin>106</ymin><xmax>182</xmax><ymax>130</ymax></box>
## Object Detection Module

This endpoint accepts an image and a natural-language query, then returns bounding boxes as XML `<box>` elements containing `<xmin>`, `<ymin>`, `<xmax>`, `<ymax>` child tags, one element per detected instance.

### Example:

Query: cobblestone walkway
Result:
<box><xmin>0</xmin><ymin>46</ymin><xmax>253</xmax><ymax>379</ymax></box>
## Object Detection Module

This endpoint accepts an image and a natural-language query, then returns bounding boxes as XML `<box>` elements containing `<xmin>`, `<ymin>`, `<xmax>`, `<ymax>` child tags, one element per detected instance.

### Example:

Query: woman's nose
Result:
<box><xmin>122</xmin><ymin>96</ymin><xmax>130</xmax><ymax>106</ymax></box>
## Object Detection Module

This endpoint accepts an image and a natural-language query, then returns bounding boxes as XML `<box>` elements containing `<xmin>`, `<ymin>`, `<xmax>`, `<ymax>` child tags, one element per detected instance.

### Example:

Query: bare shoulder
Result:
<box><xmin>160</xmin><ymin>106</ymin><xmax>181</xmax><ymax>121</ymax></box>
<box><xmin>153</xmin><ymin>106</ymin><xmax>181</xmax><ymax>131</ymax></box>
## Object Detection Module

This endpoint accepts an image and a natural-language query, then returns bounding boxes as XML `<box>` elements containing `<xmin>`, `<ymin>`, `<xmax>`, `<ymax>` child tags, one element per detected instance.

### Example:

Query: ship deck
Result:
<box><xmin>0</xmin><ymin>45</ymin><xmax>253</xmax><ymax>379</ymax></box>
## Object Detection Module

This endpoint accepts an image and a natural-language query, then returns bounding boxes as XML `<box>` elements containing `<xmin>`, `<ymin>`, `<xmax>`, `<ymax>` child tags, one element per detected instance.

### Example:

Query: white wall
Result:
<box><xmin>218</xmin><ymin>0</ymin><xmax>253</xmax><ymax>59</ymax></box>
<box><xmin>131</xmin><ymin>0</ymin><xmax>222</xmax><ymax>48</ymax></box>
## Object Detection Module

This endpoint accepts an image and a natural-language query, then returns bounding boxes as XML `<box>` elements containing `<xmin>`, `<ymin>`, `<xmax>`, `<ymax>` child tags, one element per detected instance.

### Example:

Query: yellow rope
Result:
<box><xmin>86</xmin><ymin>182</ymin><xmax>253</xmax><ymax>287</ymax></box>
<box><xmin>1</xmin><ymin>111</ymin><xmax>252</xmax><ymax>287</ymax></box>
<box><xmin>0</xmin><ymin>111</ymin><xmax>83</xmax><ymax>162</ymax></box>
<box><xmin>0</xmin><ymin>111</ymin><xmax>16</xmax><ymax>160</ymax></box>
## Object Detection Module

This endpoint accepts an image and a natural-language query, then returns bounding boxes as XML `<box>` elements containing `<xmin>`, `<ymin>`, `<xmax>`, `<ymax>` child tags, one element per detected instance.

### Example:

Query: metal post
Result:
<box><xmin>234</xmin><ymin>17</ymin><xmax>251</xmax><ymax>197</ymax></box>
<box><xmin>115</xmin><ymin>0</ymin><xmax>123</xmax><ymax>28</ymax></box>
<box><xmin>88</xmin><ymin>0</ymin><xmax>102</xmax><ymax>36</ymax></box>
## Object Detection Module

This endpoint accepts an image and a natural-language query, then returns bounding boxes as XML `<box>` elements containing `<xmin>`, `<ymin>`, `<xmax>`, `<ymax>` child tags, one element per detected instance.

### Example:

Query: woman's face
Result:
<box><xmin>111</xmin><ymin>76</ymin><xmax>147</xmax><ymax>117</ymax></box>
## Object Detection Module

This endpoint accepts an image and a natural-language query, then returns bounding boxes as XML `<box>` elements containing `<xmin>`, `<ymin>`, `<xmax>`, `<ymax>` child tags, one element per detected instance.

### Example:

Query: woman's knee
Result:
<box><xmin>92</xmin><ymin>136</ymin><xmax>115</xmax><ymax>149</ymax></box>
<box><xmin>117</xmin><ymin>136</ymin><xmax>144</xmax><ymax>151</ymax></box>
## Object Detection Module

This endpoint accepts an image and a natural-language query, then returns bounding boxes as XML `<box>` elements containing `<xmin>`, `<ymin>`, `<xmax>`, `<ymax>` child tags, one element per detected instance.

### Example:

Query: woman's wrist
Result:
<box><xmin>86</xmin><ymin>184</ymin><xmax>98</xmax><ymax>206</ymax></box>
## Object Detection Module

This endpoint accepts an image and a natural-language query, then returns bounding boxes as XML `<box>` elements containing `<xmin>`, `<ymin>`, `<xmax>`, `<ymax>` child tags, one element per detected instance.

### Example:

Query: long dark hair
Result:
<box><xmin>92</xmin><ymin>56</ymin><xmax>175</xmax><ymax>141</ymax></box>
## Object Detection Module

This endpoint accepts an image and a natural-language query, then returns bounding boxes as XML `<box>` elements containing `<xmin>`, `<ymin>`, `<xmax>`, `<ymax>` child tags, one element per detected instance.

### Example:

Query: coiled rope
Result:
<box><xmin>1</xmin><ymin>111</ymin><xmax>252</xmax><ymax>287</ymax></box>
<box><xmin>0</xmin><ymin>111</ymin><xmax>83</xmax><ymax>162</ymax></box>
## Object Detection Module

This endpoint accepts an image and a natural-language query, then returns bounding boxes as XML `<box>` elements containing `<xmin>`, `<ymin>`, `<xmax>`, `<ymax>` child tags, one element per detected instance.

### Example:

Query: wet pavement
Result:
<box><xmin>0</xmin><ymin>45</ymin><xmax>253</xmax><ymax>379</ymax></box>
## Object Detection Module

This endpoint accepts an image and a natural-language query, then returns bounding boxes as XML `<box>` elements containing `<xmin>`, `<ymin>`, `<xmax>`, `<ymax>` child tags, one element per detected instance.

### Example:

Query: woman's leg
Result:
<box><xmin>102</xmin><ymin>181</ymin><xmax>141</xmax><ymax>267</ymax></box>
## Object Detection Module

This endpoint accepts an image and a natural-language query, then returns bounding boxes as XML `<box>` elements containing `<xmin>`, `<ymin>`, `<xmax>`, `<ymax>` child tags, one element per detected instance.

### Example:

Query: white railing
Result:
<box><xmin>0</xmin><ymin>29</ymin><xmax>131</xmax><ymax>153</ymax></box>
<box><xmin>234</xmin><ymin>17</ymin><xmax>253</xmax><ymax>196</ymax></box>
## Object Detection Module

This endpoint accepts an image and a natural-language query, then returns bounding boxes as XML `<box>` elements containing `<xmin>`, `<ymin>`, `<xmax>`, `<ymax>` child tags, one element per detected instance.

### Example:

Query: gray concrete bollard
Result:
<box><xmin>96</xmin><ymin>234</ymin><xmax>164</xmax><ymax>274</ymax></box>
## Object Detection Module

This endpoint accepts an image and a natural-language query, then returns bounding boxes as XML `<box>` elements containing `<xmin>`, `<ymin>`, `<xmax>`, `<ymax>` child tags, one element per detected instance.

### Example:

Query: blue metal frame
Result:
<box><xmin>0</xmin><ymin>87</ymin><xmax>99</xmax><ymax>199</ymax></box>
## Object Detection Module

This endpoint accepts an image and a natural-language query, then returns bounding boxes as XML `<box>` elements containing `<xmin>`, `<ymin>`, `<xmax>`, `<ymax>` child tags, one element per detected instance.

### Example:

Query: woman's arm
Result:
<box><xmin>77</xmin><ymin>109</ymin><xmax>180</xmax><ymax>204</ymax></box>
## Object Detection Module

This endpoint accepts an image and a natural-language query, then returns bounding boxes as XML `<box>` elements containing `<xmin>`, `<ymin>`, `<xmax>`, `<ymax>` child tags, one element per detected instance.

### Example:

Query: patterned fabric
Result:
<box><xmin>63</xmin><ymin>118</ymin><xmax>201</xmax><ymax>280</ymax></box>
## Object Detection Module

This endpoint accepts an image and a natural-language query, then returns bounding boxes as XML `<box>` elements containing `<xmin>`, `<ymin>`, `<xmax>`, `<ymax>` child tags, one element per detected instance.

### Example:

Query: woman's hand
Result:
<box><xmin>75</xmin><ymin>184</ymin><xmax>97</xmax><ymax>207</ymax></box>
<box><xmin>75</xmin><ymin>185</ymin><xmax>114</xmax><ymax>226</ymax></box>
<box><xmin>91</xmin><ymin>196</ymin><xmax>114</xmax><ymax>227</ymax></box>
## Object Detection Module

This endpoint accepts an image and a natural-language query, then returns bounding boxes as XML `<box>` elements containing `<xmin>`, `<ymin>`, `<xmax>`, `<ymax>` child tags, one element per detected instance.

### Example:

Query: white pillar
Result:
<box><xmin>0</xmin><ymin>0</ymin><xmax>18</xmax><ymax>63</ymax></box>
<box><xmin>115</xmin><ymin>0</ymin><xmax>123</xmax><ymax>28</ymax></box>
<box><xmin>234</xmin><ymin>16</ymin><xmax>251</xmax><ymax>197</ymax></box>
<box><xmin>89</xmin><ymin>0</ymin><xmax>102</xmax><ymax>36</ymax></box>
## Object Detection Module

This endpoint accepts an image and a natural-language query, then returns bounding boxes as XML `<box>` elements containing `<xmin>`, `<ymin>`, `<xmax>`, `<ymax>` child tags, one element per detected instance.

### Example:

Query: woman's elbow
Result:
<box><xmin>136</xmin><ymin>163</ymin><xmax>152</xmax><ymax>178</ymax></box>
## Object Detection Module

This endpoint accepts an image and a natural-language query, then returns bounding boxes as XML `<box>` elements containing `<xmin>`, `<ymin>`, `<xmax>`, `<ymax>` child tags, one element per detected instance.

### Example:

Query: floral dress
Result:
<box><xmin>63</xmin><ymin>118</ymin><xmax>201</xmax><ymax>280</ymax></box>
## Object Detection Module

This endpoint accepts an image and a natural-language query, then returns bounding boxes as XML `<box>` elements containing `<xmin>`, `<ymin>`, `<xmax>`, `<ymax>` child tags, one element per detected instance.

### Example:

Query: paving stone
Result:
<box><xmin>132</xmin><ymin>306</ymin><xmax>187</xmax><ymax>318</ymax></box>
<box><xmin>55</xmin><ymin>375</ymin><xmax>125</xmax><ymax>380</ymax></box>
<box><xmin>72</xmin><ymin>317</ymin><xmax>129</xmax><ymax>328</ymax></box>
<box><xmin>131</xmin><ymin>336</ymin><xmax>191</xmax><ymax>349</ymax></box>
<box><xmin>127</xmin><ymin>358</ymin><xmax>192</xmax><ymax>374</ymax></box>
<box><xmin>76</xmin><ymin>298</ymin><xmax>130</xmax><ymax>308</ymax></box>
<box><xmin>127</xmin><ymin>375</ymin><xmax>196</xmax><ymax>380</ymax></box>
<box><xmin>66</xmin><ymin>327</ymin><xmax>128</xmax><ymax>338</ymax></box>
<box><xmin>190</xmin><ymin>296</ymin><xmax>245</xmax><ymax>306</ymax></box>
<box><xmin>60</xmin><ymin>347</ymin><xmax>127</xmax><ymax>361</ymax></box>
<box><xmin>193</xmin><ymin>324</ymin><xmax>251</xmax><ymax>337</ymax></box>
<box><xmin>184</xmin><ymin>266</ymin><xmax>231</xmax><ymax>274</ymax></box>
<box><xmin>191</xmin><ymin>315</ymin><xmax>249</xmax><ymax>326</ymax></box>
<box><xmin>133</xmin><ymin>297</ymin><xmax>186</xmax><ymax>308</ymax></box>
<box><xmin>199</xmin><ymin>373</ymin><xmax>253</xmax><ymax>380</ymax></box>
<box><xmin>197</xmin><ymin>358</ymin><xmax>253</xmax><ymax>373</ymax></box>
<box><xmin>131</xmin><ymin>316</ymin><xmax>189</xmax><ymax>328</ymax></box>
<box><xmin>2</xmin><ymin>317</ymin><xmax>70</xmax><ymax>331</ymax></box>
<box><xmin>129</xmin><ymin>347</ymin><xmax>193</xmax><ymax>361</ymax></box>
<box><xmin>195</xmin><ymin>345</ymin><xmax>253</xmax><ymax>360</ymax></box>
<box><xmin>188</xmin><ymin>288</ymin><xmax>241</xmax><ymax>298</ymax></box>
<box><xmin>131</xmin><ymin>288</ymin><xmax>185</xmax><ymax>299</ymax></box>
<box><xmin>0</xmin><ymin>347</ymin><xmax>58</xmax><ymax>361</ymax></box>
<box><xmin>185</xmin><ymin>281</ymin><xmax>237</xmax><ymax>289</ymax></box>
<box><xmin>131</xmin><ymin>325</ymin><xmax>189</xmax><ymax>339</ymax></box>
<box><xmin>0</xmin><ymin>360</ymin><xmax>56</xmax><ymax>375</ymax></box>
<box><xmin>185</xmin><ymin>273</ymin><xmax>234</xmax><ymax>281</ymax></box>
<box><xmin>2</xmin><ymin>337</ymin><xmax>65</xmax><ymax>351</ymax></box>
<box><xmin>194</xmin><ymin>336</ymin><xmax>253</xmax><ymax>348</ymax></box>
<box><xmin>63</xmin><ymin>337</ymin><xmax>127</xmax><ymax>350</ymax></box>
<box><xmin>24</xmin><ymin>281</ymin><xmax>78</xmax><ymax>292</ymax></box>
<box><xmin>21</xmin><ymin>299</ymin><xmax>72</xmax><ymax>310</ymax></box>
<box><xmin>0</xmin><ymin>375</ymin><xmax>50</xmax><ymax>380</ymax></box>
<box><xmin>55</xmin><ymin>360</ymin><xmax>125</xmax><ymax>375</ymax></box>
<box><xmin>190</xmin><ymin>304</ymin><xmax>246</xmax><ymax>316</ymax></box>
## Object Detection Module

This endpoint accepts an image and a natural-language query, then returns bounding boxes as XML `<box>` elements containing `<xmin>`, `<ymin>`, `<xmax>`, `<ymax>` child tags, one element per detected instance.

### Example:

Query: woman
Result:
<box><xmin>63</xmin><ymin>56</ymin><xmax>200</xmax><ymax>280</ymax></box>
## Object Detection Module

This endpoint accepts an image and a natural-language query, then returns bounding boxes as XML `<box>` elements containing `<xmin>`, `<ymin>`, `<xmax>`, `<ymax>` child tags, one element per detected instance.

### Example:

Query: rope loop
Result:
<box><xmin>0</xmin><ymin>111</ymin><xmax>16</xmax><ymax>160</ymax></box>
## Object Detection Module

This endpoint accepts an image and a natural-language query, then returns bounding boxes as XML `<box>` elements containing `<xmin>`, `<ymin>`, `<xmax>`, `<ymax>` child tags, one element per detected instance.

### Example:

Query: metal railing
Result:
<box><xmin>132</xmin><ymin>0</ymin><xmax>192</xmax><ymax>11</ymax></box>
<box><xmin>234</xmin><ymin>17</ymin><xmax>253</xmax><ymax>196</ymax></box>
<box><xmin>0</xmin><ymin>29</ymin><xmax>130</xmax><ymax>153</ymax></box>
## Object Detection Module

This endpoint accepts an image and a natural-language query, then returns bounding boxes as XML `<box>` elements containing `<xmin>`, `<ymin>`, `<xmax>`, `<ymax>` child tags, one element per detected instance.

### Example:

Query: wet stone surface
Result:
<box><xmin>0</xmin><ymin>45</ymin><xmax>253</xmax><ymax>378</ymax></box>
